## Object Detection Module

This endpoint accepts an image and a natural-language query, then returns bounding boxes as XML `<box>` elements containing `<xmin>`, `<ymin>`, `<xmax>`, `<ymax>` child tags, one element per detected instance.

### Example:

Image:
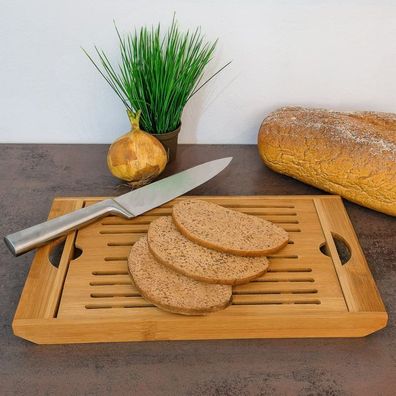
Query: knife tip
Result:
<box><xmin>222</xmin><ymin>157</ymin><xmax>233</xmax><ymax>166</ymax></box>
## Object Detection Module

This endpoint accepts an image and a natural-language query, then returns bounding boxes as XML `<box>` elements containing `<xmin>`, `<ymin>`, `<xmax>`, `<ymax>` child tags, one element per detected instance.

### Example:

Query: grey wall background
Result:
<box><xmin>1</xmin><ymin>0</ymin><xmax>395</xmax><ymax>143</ymax></box>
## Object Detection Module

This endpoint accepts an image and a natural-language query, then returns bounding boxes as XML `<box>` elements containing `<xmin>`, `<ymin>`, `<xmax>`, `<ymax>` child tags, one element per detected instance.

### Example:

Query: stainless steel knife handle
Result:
<box><xmin>4</xmin><ymin>199</ymin><xmax>133</xmax><ymax>257</ymax></box>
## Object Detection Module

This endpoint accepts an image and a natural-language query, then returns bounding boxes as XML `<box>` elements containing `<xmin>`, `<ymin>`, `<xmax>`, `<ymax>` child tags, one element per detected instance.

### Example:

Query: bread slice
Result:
<box><xmin>172</xmin><ymin>199</ymin><xmax>289</xmax><ymax>256</ymax></box>
<box><xmin>128</xmin><ymin>237</ymin><xmax>232</xmax><ymax>315</ymax></box>
<box><xmin>148</xmin><ymin>216</ymin><xmax>269</xmax><ymax>285</ymax></box>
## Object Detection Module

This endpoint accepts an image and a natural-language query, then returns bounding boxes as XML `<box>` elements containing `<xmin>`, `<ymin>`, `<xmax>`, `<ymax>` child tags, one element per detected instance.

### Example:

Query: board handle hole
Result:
<box><xmin>73</xmin><ymin>247</ymin><xmax>82</xmax><ymax>260</ymax></box>
<box><xmin>48</xmin><ymin>238</ymin><xmax>66</xmax><ymax>268</ymax></box>
<box><xmin>48</xmin><ymin>239</ymin><xmax>82</xmax><ymax>268</ymax></box>
<box><xmin>320</xmin><ymin>233</ymin><xmax>351</xmax><ymax>265</ymax></box>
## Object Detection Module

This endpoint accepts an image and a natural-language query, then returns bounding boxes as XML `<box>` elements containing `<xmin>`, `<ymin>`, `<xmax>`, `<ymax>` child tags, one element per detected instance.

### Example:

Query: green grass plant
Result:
<box><xmin>84</xmin><ymin>18</ymin><xmax>230</xmax><ymax>133</ymax></box>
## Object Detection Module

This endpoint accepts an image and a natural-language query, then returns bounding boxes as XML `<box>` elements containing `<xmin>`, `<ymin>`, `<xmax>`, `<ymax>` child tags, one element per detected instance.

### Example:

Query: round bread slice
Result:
<box><xmin>172</xmin><ymin>199</ymin><xmax>289</xmax><ymax>256</ymax></box>
<box><xmin>128</xmin><ymin>237</ymin><xmax>232</xmax><ymax>315</ymax></box>
<box><xmin>148</xmin><ymin>216</ymin><xmax>269</xmax><ymax>285</ymax></box>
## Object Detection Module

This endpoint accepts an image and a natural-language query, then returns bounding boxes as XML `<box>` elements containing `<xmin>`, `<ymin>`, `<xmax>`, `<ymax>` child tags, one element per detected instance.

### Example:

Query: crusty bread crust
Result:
<box><xmin>128</xmin><ymin>237</ymin><xmax>232</xmax><ymax>315</ymax></box>
<box><xmin>148</xmin><ymin>216</ymin><xmax>269</xmax><ymax>285</ymax></box>
<box><xmin>258</xmin><ymin>106</ymin><xmax>396</xmax><ymax>216</ymax></box>
<box><xmin>172</xmin><ymin>199</ymin><xmax>289</xmax><ymax>256</ymax></box>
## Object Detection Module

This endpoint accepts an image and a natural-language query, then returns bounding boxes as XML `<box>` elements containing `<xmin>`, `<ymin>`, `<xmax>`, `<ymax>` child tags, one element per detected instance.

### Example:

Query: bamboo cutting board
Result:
<box><xmin>12</xmin><ymin>195</ymin><xmax>387</xmax><ymax>344</ymax></box>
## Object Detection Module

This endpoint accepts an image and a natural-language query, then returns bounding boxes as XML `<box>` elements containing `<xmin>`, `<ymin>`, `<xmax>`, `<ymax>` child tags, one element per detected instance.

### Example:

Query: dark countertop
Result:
<box><xmin>1</xmin><ymin>144</ymin><xmax>395</xmax><ymax>395</ymax></box>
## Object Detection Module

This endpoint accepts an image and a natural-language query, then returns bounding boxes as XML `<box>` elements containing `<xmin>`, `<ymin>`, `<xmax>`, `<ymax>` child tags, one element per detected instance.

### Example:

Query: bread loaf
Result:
<box><xmin>258</xmin><ymin>107</ymin><xmax>396</xmax><ymax>216</ymax></box>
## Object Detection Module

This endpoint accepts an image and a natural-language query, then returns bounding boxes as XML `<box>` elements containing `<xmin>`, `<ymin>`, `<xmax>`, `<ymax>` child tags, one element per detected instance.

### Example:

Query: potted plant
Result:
<box><xmin>84</xmin><ymin>17</ymin><xmax>230</xmax><ymax>163</ymax></box>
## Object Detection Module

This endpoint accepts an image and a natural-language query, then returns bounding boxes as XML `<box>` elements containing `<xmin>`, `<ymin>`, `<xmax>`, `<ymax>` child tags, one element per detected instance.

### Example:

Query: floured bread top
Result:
<box><xmin>262</xmin><ymin>106</ymin><xmax>396</xmax><ymax>157</ymax></box>
<box><xmin>148</xmin><ymin>216</ymin><xmax>269</xmax><ymax>285</ymax></box>
<box><xmin>128</xmin><ymin>237</ymin><xmax>232</xmax><ymax>315</ymax></box>
<box><xmin>172</xmin><ymin>199</ymin><xmax>289</xmax><ymax>256</ymax></box>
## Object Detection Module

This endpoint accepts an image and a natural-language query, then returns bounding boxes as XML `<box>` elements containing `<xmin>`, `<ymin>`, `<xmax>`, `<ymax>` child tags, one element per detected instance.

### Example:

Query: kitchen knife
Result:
<box><xmin>4</xmin><ymin>157</ymin><xmax>232</xmax><ymax>256</ymax></box>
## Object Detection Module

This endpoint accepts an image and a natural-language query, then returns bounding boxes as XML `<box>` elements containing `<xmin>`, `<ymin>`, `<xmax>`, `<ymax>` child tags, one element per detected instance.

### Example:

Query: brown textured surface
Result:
<box><xmin>148</xmin><ymin>216</ymin><xmax>269</xmax><ymax>284</ymax></box>
<box><xmin>128</xmin><ymin>237</ymin><xmax>232</xmax><ymax>315</ymax></box>
<box><xmin>1</xmin><ymin>144</ymin><xmax>395</xmax><ymax>395</ymax></box>
<box><xmin>173</xmin><ymin>199</ymin><xmax>289</xmax><ymax>256</ymax></box>
<box><xmin>258</xmin><ymin>106</ymin><xmax>396</xmax><ymax>216</ymax></box>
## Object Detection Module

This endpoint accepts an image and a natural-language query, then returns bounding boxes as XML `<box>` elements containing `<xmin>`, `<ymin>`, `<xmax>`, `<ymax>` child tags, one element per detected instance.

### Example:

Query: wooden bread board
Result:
<box><xmin>12</xmin><ymin>195</ymin><xmax>387</xmax><ymax>344</ymax></box>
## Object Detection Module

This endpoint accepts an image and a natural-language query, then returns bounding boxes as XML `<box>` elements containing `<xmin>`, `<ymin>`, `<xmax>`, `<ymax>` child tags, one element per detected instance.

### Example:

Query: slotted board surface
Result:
<box><xmin>13</xmin><ymin>195</ymin><xmax>387</xmax><ymax>343</ymax></box>
<box><xmin>58</xmin><ymin>197</ymin><xmax>346</xmax><ymax>317</ymax></box>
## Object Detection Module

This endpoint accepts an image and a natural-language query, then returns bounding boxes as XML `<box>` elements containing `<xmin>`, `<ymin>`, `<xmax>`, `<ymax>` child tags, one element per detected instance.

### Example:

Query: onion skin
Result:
<box><xmin>107</xmin><ymin>110</ymin><xmax>167</xmax><ymax>187</ymax></box>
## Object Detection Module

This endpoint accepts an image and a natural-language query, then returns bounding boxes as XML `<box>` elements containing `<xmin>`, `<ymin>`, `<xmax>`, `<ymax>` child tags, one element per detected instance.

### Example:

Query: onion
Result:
<box><xmin>107</xmin><ymin>110</ymin><xmax>167</xmax><ymax>188</ymax></box>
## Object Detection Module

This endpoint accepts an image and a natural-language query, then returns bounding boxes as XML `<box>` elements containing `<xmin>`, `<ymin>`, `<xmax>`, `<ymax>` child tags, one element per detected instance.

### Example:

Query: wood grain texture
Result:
<box><xmin>12</xmin><ymin>195</ymin><xmax>387</xmax><ymax>344</ymax></box>
<box><xmin>13</xmin><ymin>199</ymin><xmax>83</xmax><ymax>320</ymax></box>
<box><xmin>314</xmin><ymin>197</ymin><xmax>386</xmax><ymax>313</ymax></box>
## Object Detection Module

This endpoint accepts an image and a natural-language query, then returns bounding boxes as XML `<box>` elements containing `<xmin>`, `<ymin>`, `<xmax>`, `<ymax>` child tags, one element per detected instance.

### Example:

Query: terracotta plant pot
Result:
<box><xmin>152</xmin><ymin>124</ymin><xmax>181</xmax><ymax>163</ymax></box>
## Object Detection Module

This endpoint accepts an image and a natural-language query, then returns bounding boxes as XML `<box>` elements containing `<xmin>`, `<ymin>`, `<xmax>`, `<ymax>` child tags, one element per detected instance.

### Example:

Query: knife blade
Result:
<box><xmin>4</xmin><ymin>157</ymin><xmax>232</xmax><ymax>256</ymax></box>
